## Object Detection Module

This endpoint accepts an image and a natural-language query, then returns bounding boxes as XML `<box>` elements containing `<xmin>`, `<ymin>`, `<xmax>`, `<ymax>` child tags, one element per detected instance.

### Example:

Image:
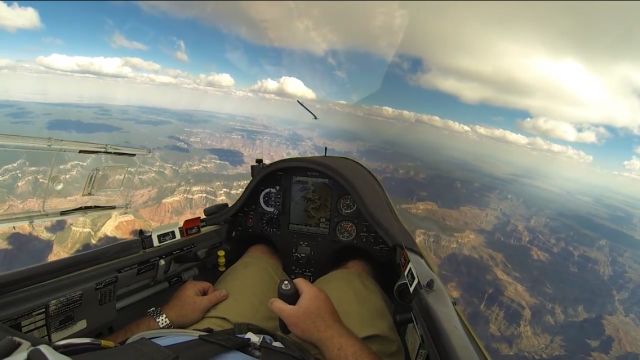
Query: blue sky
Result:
<box><xmin>1</xmin><ymin>1</ymin><xmax>640</xmax><ymax>176</ymax></box>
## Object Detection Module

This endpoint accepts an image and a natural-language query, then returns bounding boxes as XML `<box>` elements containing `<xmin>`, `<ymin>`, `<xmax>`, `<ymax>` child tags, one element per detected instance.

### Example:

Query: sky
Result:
<box><xmin>1</xmin><ymin>1</ymin><xmax>640</xmax><ymax>182</ymax></box>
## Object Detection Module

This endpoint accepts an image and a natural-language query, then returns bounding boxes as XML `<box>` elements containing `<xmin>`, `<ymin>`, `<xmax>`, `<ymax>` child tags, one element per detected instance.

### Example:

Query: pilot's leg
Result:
<box><xmin>306</xmin><ymin>259</ymin><xmax>405</xmax><ymax>360</ymax></box>
<box><xmin>188</xmin><ymin>244</ymin><xmax>285</xmax><ymax>333</ymax></box>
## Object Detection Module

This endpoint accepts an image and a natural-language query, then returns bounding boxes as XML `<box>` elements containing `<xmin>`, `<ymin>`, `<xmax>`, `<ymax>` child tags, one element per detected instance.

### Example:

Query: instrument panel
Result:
<box><xmin>229</xmin><ymin>167</ymin><xmax>392</xmax><ymax>281</ymax></box>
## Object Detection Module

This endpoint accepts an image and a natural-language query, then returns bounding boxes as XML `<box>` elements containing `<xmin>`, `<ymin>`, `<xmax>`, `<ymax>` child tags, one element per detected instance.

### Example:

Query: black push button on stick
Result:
<box><xmin>278</xmin><ymin>279</ymin><xmax>300</xmax><ymax>334</ymax></box>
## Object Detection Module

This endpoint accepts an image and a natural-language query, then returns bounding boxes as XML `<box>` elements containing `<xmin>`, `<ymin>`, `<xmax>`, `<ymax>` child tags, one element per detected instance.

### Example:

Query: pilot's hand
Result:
<box><xmin>163</xmin><ymin>280</ymin><xmax>228</xmax><ymax>328</ymax></box>
<box><xmin>268</xmin><ymin>278</ymin><xmax>348</xmax><ymax>349</ymax></box>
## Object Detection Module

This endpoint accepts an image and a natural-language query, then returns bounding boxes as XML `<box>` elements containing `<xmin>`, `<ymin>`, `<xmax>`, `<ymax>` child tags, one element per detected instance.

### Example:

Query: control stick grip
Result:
<box><xmin>278</xmin><ymin>279</ymin><xmax>300</xmax><ymax>334</ymax></box>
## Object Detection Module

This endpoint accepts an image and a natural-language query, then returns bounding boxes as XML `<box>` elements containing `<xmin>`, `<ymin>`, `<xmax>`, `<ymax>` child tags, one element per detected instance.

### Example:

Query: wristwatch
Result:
<box><xmin>147</xmin><ymin>307</ymin><xmax>173</xmax><ymax>329</ymax></box>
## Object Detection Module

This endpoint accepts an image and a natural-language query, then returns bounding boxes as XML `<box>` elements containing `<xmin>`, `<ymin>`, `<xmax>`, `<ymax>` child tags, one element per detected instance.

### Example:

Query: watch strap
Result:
<box><xmin>147</xmin><ymin>307</ymin><xmax>173</xmax><ymax>329</ymax></box>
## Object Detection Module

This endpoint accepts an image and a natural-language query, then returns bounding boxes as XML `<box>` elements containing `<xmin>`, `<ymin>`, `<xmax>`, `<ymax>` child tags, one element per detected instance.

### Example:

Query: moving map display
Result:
<box><xmin>289</xmin><ymin>176</ymin><xmax>331</xmax><ymax>234</ymax></box>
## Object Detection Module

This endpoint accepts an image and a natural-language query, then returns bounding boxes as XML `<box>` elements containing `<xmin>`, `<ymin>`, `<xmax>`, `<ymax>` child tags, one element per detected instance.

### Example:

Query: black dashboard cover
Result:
<box><xmin>204</xmin><ymin>156</ymin><xmax>419</xmax><ymax>254</ymax></box>
<box><xmin>0</xmin><ymin>239</ymin><xmax>140</xmax><ymax>294</ymax></box>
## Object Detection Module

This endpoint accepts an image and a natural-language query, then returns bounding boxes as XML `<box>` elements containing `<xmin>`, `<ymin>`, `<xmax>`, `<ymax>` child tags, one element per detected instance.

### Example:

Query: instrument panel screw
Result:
<box><xmin>425</xmin><ymin>278</ymin><xmax>435</xmax><ymax>291</ymax></box>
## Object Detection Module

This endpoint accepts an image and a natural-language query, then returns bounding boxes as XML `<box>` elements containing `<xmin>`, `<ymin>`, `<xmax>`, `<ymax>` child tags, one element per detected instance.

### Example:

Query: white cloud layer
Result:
<box><xmin>109</xmin><ymin>31</ymin><xmax>148</xmax><ymax>51</ymax></box>
<box><xmin>174</xmin><ymin>39</ymin><xmax>188</xmax><ymax>62</ymax></box>
<box><xmin>33</xmin><ymin>53</ymin><xmax>233</xmax><ymax>90</ymax></box>
<box><xmin>251</xmin><ymin>76</ymin><xmax>316</xmax><ymax>100</ymax></box>
<box><xmin>22</xmin><ymin>53</ymin><xmax>317</xmax><ymax>98</ymax></box>
<box><xmin>36</xmin><ymin>54</ymin><xmax>160</xmax><ymax>78</ymax></box>
<box><xmin>329</xmin><ymin>103</ymin><xmax>592</xmax><ymax>163</ymax></box>
<box><xmin>519</xmin><ymin>117</ymin><xmax>609</xmax><ymax>144</ymax></box>
<box><xmin>138</xmin><ymin>2</ymin><xmax>640</xmax><ymax>134</ymax></box>
<box><xmin>0</xmin><ymin>1</ymin><xmax>42</xmax><ymax>32</ymax></box>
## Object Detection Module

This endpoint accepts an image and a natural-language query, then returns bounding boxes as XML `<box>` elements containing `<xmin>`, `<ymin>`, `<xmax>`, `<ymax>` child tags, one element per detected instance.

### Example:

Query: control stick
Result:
<box><xmin>277</xmin><ymin>279</ymin><xmax>300</xmax><ymax>334</ymax></box>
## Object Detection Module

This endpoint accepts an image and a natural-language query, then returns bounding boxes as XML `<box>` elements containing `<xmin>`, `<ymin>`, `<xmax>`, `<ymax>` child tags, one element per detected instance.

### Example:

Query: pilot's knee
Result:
<box><xmin>338</xmin><ymin>258</ymin><xmax>373</xmax><ymax>277</ymax></box>
<box><xmin>245</xmin><ymin>243</ymin><xmax>280</xmax><ymax>263</ymax></box>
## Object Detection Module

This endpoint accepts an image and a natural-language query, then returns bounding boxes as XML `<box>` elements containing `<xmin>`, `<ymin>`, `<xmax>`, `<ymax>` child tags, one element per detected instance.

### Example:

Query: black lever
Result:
<box><xmin>203</xmin><ymin>203</ymin><xmax>228</xmax><ymax>217</ymax></box>
<box><xmin>277</xmin><ymin>279</ymin><xmax>300</xmax><ymax>334</ymax></box>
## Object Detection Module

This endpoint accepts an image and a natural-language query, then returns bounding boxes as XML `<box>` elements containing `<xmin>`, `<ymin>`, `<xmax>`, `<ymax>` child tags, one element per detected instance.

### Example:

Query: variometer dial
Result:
<box><xmin>259</xmin><ymin>187</ymin><xmax>281</xmax><ymax>212</ymax></box>
<box><xmin>336</xmin><ymin>220</ymin><xmax>357</xmax><ymax>241</ymax></box>
<box><xmin>337</xmin><ymin>195</ymin><xmax>357</xmax><ymax>215</ymax></box>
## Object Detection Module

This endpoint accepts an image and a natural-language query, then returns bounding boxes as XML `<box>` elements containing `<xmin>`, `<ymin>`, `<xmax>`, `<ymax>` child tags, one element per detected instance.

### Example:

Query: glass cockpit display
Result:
<box><xmin>289</xmin><ymin>176</ymin><xmax>332</xmax><ymax>234</ymax></box>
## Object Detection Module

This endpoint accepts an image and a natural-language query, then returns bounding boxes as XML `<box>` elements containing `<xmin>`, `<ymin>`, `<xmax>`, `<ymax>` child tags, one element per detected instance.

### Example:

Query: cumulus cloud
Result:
<box><xmin>519</xmin><ymin>117</ymin><xmax>609</xmax><ymax>144</ymax></box>
<box><xmin>109</xmin><ymin>31</ymin><xmax>148</xmax><ymax>51</ymax></box>
<box><xmin>614</xmin><ymin>148</ymin><xmax>640</xmax><ymax>180</ymax></box>
<box><xmin>251</xmin><ymin>76</ymin><xmax>316</xmax><ymax>100</ymax></box>
<box><xmin>138</xmin><ymin>2</ymin><xmax>640</xmax><ymax>133</ymax></box>
<box><xmin>616</xmin><ymin>155</ymin><xmax>640</xmax><ymax>180</ymax></box>
<box><xmin>197</xmin><ymin>73</ymin><xmax>235</xmax><ymax>87</ymax></box>
<box><xmin>174</xmin><ymin>39</ymin><xmax>188</xmax><ymax>62</ymax></box>
<box><xmin>0</xmin><ymin>1</ymin><xmax>42</xmax><ymax>32</ymax></box>
<box><xmin>624</xmin><ymin>156</ymin><xmax>640</xmax><ymax>172</ymax></box>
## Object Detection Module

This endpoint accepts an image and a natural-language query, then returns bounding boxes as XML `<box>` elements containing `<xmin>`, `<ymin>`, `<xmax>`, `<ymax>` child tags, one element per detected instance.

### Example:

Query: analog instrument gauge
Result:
<box><xmin>261</xmin><ymin>213</ymin><xmax>280</xmax><ymax>233</ymax></box>
<box><xmin>337</xmin><ymin>195</ymin><xmax>357</xmax><ymax>215</ymax></box>
<box><xmin>336</xmin><ymin>220</ymin><xmax>357</xmax><ymax>241</ymax></box>
<box><xmin>260</xmin><ymin>187</ymin><xmax>281</xmax><ymax>212</ymax></box>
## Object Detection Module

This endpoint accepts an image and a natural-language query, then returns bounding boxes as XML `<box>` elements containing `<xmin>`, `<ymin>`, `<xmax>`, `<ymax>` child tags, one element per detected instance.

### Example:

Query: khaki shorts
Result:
<box><xmin>189</xmin><ymin>251</ymin><xmax>404</xmax><ymax>360</ymax></box>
